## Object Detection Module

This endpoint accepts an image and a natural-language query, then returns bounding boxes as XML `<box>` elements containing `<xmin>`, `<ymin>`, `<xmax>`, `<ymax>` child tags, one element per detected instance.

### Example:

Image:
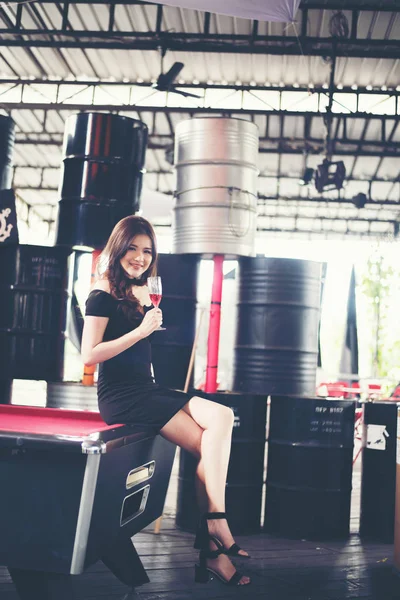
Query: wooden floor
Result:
<box><xmin>1</xmin><ymin>516</ymin><xmax>398</xmax><ymax>600</ymax></box>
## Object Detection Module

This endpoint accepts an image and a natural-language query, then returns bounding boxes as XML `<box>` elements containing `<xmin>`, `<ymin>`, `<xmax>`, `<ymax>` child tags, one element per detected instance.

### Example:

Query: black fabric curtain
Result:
<box><xmin>67</xmin><ymin>291</ymin><xmax>84</xmax><ymax>352</ymax></box>
<box><xmin>317</xmin><ymin>262</ymin><xmax>327</xmax><ymax>368</ymax></box>
<box><xmin>339</xmin><ymin>266</ymin><xmax>359</xmax><ymax>378</ymax></box>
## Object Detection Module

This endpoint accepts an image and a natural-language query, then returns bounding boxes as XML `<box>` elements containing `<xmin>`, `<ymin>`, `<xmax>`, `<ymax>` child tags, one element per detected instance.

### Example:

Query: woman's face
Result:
<box><xmin>120</xmin><ymin>233</ymin><xmax>153</xmax><ymax>280</ymax></box>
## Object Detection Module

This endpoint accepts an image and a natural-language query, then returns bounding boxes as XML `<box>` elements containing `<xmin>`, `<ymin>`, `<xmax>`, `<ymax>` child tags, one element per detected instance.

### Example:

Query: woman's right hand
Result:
<box><xmin>137</xmin><ymin>307</ymin><xmax>163</xmax><ymax>338</ymax></box>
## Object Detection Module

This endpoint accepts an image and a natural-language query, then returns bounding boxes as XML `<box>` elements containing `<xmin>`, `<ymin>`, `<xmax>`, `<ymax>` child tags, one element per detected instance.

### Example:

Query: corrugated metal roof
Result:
<box><xmin>0</xmin><ymin>47</ymin><xmax>399</xmax><ymax>88</ymax></box>
<box><xmin>0</xmin><ymin>1</ymin><xmax>399</xmax><ymax>240</ymax></box>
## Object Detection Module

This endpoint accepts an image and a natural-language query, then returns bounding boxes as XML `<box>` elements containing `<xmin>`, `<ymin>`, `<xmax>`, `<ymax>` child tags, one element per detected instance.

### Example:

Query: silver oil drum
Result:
<box><xmin>173</xmin><ymin>117</ymin><xmax>259</xmax><ymax>257</ymax></box>
<box><xmin>47</xmin><ymin>381</ymin><xmax>99</xmax><ymax>412</ymax></box>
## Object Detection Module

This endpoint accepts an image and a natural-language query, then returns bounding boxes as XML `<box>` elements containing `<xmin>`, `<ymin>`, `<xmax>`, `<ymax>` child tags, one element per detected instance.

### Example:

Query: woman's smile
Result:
<box><xmin>120</xmin><ymin>233</ymin><xmax>153</xmax><ymax>279</ymax></box>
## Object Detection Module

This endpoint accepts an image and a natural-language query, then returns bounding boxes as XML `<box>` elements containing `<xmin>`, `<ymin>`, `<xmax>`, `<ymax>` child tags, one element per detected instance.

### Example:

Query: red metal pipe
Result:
<box><xmin>205</xmin><ymin>255</ymin><xmax>224</xmax><ymax>393</ymax></box>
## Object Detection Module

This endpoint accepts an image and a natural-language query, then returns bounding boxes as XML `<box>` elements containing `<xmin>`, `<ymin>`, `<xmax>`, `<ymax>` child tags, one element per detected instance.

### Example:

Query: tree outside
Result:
<box><xmin>358</xmin><ymin>246</ymin><xmax>400</xmax><ymax>393</ymax></box>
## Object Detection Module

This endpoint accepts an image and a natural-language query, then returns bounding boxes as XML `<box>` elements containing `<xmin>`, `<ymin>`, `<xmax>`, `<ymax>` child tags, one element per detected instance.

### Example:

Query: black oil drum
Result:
<box><xmin>233</xmin><ymin>257</ymin><xmax>321</xmax><ymax>396</ymax></box>
<box><xmin>0</xmin><ymin>379</ymin><xmax>12</xmax><ymax>405</ymax></box>
<box><xmin>360</xmin><ymin>401</ymin><xmax>398</xmax><ymax>542</ymax></box>
<box><xmin>264</xmin><ymin>396</ymin><xmax>355</xmax><ymax>540</ymax></box>
<box><xmin>151</xmin><ymin>254</ymin><xmax>199</xmax><ymax>390</ymax></box>
<box><xmin>56</xmin><ymin>112</ymin><xmax>148</xmax><ymax>249</ymax></box>
<box><xmin>0</xmin><ymin>115</ymin><xmax>15</xmax><ymax>189</ymax></box>
<box><xmin>0</xmin><ymin>245</ymin><xmax>69</xmax><ymax>383</ymax></box>
<box><xmin>176</xmin><ymin>392</ymin><xmax>267</xmax><ymax>535</ymax></box>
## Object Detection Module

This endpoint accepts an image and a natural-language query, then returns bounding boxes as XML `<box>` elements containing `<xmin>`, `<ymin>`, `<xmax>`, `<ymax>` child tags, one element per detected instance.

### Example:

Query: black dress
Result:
<box><xmin>85</xmin><ymin>289</ymin><xmax>191</xmax><ymax>431</ymax></box>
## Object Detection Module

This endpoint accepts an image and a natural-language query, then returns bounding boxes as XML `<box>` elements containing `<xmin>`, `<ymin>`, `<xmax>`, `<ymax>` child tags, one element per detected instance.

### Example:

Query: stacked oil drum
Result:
<box><xmin>153</xmin><ymin>117</ymin><xmax>259</xmax><ymax>395</ymax></box>
<box><xmin>232</xmin><ymin>256</ymin><xmax>357</xmax><ymax>540</ymax></box>
<box><xmin>48</xmin><ymin>112</ymin><xmax>149</xmax><ymax>410</ymax></box>
<box><xmin>0</xmin><ymin>112</ymin><xmax>149</xmax><ymax>408</ymax></box>
<box><xmin>0</xmin><ymin>115</ymin><xmax>14</xmax><ymax>190</ymax></box>
<box><xmin>170</xmin><ymin>117</ymin><xmax>264</xmax><ymax>534</ymax></box>
<box><xmin>56</xmin><ymin>113</ymin><xmax>148</xmax><ymax>249</ymax></box>
<box><xmin>0</xmin><ymin>116</ymin><xmax>69</xmax><ymax>405</ymax></box>
<box><xmin>169</xmin><ymin>117</ymin><xmax>354</xmax><ymax>540</ymax></box>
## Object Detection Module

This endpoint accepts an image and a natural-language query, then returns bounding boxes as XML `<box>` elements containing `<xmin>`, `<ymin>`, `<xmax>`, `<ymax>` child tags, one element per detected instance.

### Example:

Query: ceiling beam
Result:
<box><xmin>1</xmin><ymin>1</ymin><xmax>399</xmax><ymax>58</ymax></box>
<box><xmin>258</xmin><ymin>196</ymin><xmax>400</xmax><ymax>208</ymax></box>
<box><xmin>2</xmin><ymin>78</ymin><xmax>399</xmax><ymax>96</ymax></box>
<box><xmin>8</xmin><ymin>0</ymin><xmax>400</xmax><ymax>7</ymax></box>
<box><xmin>13</xmin><ymin>139</ymin><xmax>400</xmax><ymax>158</ymax></box>
<box><xmin>6</xmin><ymin>103</ymin><xmax>399</xmax><ymax>119</ymax></box>
<box><xmin>14</xmin><ymin>195</ymin><xmax>399</xmax><ymax>226</ymax></box>
<box><xmin>12</xmin><ymin>165</ymin><xmax>400</xmax><ymax>186</ymax></box>
<box><xmin>300</xmin><ymin>0</ymin><xmax>400</xmax><ymax>10</ymax></box>
<box><xmin>1</xmin><ymin>34</ymin><xmax>399</xmax><ymax>58</ymax></box>
<box><xmin>11</xmin><ymin>0</ymin><xmax>399</xmax><ymax>9</ymax></box>
<box><xmin>258</xmin><ymin>213</ymin><xmax>399</xmax><ymax>225</ymax></box>
<box><xmin>12</xmin><ymin>143</ymin><xmax>400</xmax><ymax>159</ymax></box>
<box><xmin>255</xmin><ymin>226</ymin><xmax>396</xmax><ymax>239</ymax></box>
<box><xmin>12</xmin><ymin>180</ymin><xmax>400</xmax><ymax>211</ymax></box>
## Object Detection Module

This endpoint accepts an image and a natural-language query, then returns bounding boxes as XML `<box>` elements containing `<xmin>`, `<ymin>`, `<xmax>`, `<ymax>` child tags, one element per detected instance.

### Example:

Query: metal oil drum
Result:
<box><xmin>0</xmin><ymin>115</ymin><xmax>15</xmax><ymax>189</ymax></box>
<box><xmin>233</xmin><ymin>257</ymin><xmax>321</xmax><ymax>396</ymax></box>
<box><xmin>173</xmin><ymin>117</ymin><xmax>259</xmax><ymax>257</ymax></box>
<box><xmin>56</xmin><ymin>112</ymin><xmax>148</xmax><ymax>249</ymax></box>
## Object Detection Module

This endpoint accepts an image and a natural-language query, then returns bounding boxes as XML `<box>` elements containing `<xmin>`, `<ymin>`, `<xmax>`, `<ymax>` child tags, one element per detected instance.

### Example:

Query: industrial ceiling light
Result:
<box><xmin>314</xmin><ymin>159</ymin><xmax>346</xmax><ymax>193</ymax></box>
<box><xmin>299</xmin><ymin>167</ymin><xmax>314</xmax><ymax>186</ymax></box>
<box><xmin>352</xmin><ymin>192</ymin><xmax>367</xmax><ymax>209</ymax></box>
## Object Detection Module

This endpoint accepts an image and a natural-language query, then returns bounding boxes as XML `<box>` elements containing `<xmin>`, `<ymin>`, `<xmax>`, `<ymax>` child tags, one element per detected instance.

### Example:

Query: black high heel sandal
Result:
<box><xmin>194</xmin><ymin>512</ymin><xmax>250</xmax><ymax>586</ymax></box>
<box><xmin>194</xmin><ymin>537</ymin><xmax>248</xmax><ymax>586</ymax></box>
<box><xmin>194</xmin><ymin>512</ymin><xmax>250</xmax><ymax>558</ymax></box>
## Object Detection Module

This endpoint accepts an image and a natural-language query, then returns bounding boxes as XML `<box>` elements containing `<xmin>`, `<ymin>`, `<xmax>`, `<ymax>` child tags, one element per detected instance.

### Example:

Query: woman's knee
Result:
<box><xmin>186</xmin><ymin>396</ymin><xmax>234</xmax><ymax>434</ymax></box>
<box><xmin>209</xmin><ymin>403</ymin><xmax>235</xmax><ymax>433</ymax></box>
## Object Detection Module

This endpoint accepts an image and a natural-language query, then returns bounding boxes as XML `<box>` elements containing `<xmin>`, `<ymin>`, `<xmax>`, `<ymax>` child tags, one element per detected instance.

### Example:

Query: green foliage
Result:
<box><xmin>360</xmin><ymin>252</ymin><xmax>400</xmax><ymax>379</ymax></box>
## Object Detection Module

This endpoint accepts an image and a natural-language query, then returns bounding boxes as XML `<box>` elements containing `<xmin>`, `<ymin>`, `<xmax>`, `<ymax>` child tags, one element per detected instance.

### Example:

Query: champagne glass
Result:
<box><xmin>147</xmin><ymin>276</ymin><xmax>165</xmax><ymax>330</ymax></box>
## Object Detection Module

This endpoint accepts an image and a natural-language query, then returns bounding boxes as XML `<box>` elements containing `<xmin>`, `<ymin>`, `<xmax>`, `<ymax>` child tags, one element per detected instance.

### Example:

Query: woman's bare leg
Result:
<box><xmin>182</xmin><ymin>398</ymin><xmax>248</xmax><ymax>556</ymax></box>
<box><xmin>165</xmin><ymin>399</ymin><xmax>249</xmax><ymax>554</ymax></box>
<box><xmin>159</xmin><ymin>398</ymin><xmax>250</xmax><ymax>584</ymax></box>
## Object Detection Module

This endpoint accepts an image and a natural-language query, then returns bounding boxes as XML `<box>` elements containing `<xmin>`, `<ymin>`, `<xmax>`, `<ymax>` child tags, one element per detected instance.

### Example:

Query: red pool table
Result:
<box><xmin>0</xmin><ymin>404</ymin><xmax>176</xmax><ymax>599</ymax></box>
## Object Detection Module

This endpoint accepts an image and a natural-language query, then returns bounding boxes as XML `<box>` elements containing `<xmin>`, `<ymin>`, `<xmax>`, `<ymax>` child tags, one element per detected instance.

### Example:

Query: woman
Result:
<box><xmin>81</xmin><ymin>215</ymin><xmax>250</xmax><ymax>587</ymax></box>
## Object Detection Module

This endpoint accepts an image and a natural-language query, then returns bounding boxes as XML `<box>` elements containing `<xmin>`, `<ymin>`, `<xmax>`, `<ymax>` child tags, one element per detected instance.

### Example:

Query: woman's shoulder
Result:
<box><xmin>85</xmin><ymin>280</ymin><xmax>116</xmax><ymax>317</ymax></box>
<box><xmin>91</xmin><ymin>279</ymin><xmax>111</xmax><ymax>294</ymax></box>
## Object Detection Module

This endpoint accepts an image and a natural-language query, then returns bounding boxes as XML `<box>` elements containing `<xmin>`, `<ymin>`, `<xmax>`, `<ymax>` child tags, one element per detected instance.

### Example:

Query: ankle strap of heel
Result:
<box><xmin>203</xmin><ymin>512</ymin><xmax>226</xmax><ymax>520</ymax></box>
<box><xmin>200</xmin><ymin>545</ymin><xmax>223</xmax><ymax>560</ymax></box>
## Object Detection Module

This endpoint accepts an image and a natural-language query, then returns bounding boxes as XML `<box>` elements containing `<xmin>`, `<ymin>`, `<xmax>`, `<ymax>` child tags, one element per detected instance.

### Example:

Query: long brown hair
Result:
<box><xmin>98</xmin><ymin>215</ymin><xmax>158</xmax><ymax>319</ymax></box>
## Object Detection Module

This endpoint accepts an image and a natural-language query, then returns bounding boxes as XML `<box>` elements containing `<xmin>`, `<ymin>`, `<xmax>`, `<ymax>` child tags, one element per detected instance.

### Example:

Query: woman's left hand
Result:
<box><xmin>137</xmin><ymin>307</ymin><xmax>163</xmax><ymax>337</ymax></box>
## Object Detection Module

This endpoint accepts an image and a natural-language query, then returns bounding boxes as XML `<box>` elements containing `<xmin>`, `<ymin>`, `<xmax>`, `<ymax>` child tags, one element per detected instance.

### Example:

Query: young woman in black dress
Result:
<box><xmin>81</xmin><ymin>215</ymin><xmax>250</xmax><ymax>587</ymax></box>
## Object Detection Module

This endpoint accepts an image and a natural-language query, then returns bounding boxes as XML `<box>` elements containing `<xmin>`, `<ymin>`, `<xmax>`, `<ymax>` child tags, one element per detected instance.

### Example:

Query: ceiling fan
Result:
<box><xmin>152</xmin><ymin>54</ymin><xmax>201</xmax><ymax>99</ymax></box>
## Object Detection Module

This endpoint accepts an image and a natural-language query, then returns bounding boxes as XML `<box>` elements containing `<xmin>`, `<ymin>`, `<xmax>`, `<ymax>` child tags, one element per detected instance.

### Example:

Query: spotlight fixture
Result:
<box><xmin>299</xmin><ymin>167</ymin><xmax>314</xmax><ymax>186</ymax></box>
<box><xmin>352</xmin><ymin>192</ymin><xmax>367</xmax><ymax>209</ymax></box>
<box><xmin>314</xmin><ymin>159</ymin><xmax>346</xmax><ymax>193</ymax></box>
